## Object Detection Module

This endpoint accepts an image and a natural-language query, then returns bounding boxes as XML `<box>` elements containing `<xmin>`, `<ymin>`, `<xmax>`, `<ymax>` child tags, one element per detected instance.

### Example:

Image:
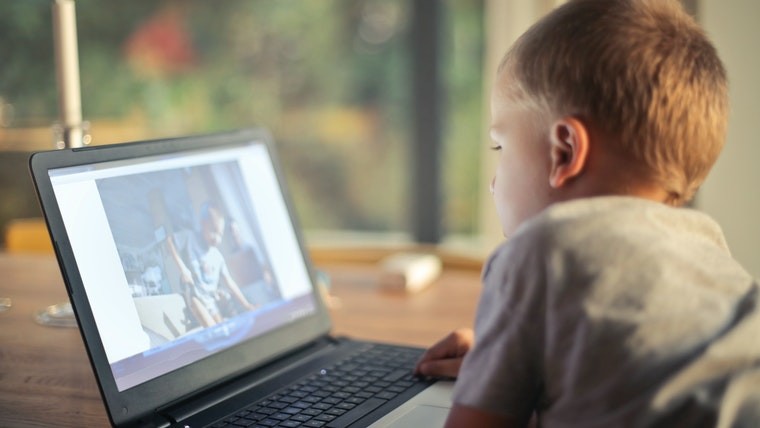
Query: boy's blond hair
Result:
<box><xmin>499</xmin><ymin>0</ymin><xmax>728</xmax><ymax>204</ymax></box>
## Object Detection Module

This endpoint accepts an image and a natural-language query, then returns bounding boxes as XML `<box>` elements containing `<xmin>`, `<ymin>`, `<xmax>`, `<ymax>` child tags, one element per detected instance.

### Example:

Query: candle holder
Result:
<box><xmin>35</xmin><ymin>301</ymin><xmax>77</xmax><ymax>327</ymax></box>
<box><xmin>52</xmin><ymin>120</ymin><xmax>91</xmax><ymax>149</ymax></box>
<box><xmin>38</xmin><ymin>0</ymin><xmax>87</xmax><ymax>328</ymax></box>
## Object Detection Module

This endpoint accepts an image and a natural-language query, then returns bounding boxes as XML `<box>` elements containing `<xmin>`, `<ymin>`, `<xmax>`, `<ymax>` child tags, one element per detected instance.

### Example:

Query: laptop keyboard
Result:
<box><xmin>210</xmin><ymin>344</ymin><xmax>426</xmax><ymax>428</ymax></box>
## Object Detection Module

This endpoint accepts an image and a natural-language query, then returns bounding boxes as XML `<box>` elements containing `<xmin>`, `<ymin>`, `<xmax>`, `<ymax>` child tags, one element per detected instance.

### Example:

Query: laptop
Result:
<box><xmin>29</xmin><ymin>128</ymin><xmax>454</xmax><ymax>428</ymax></box>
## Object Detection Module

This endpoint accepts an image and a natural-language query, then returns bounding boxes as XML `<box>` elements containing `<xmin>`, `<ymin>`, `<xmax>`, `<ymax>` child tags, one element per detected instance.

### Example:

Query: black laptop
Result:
<box><xmin>29</xmin><ymin>129</ymin><xmax>453</xmax><ymax>428</ymax></box>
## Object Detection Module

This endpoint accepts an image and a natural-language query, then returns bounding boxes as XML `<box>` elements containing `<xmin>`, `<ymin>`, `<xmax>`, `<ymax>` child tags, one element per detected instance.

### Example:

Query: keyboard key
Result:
<box><xmin>271</xmin><ymin>413</ymin><xmax>291</xmax><ymax>421</ymax></box>
<box><xmin>270</xmin><ymin>402</ymin><xmax>289</xmax><ymax>409</ymax></box>
<box><xmin>376</xmin><ymin>391</ymin><xmax>397</xmax><ymax>400</ymax></box>
<box><xmin>249</xmin><ymin>413</ymin><xmax>269</xmax><ymax>421</ymax></box>
<box><xmin>325</xmin><ymin>397</ymin><xmax>387</xmax><ymax>428</ymax></box>
<box><xmin>293</xmin><ymin>401</ymin><xmax>312</xmax><ymax>409</ymax></box>
<box><xmin>291</xmin><ymin>414</ymin><xmax>313</xmax><ymax>422</ymax></box>
<box><xmin>383</xmin><ymin>369</ymin><xmax>408</xmax><ymax>382</ymax></box>
<box><xmin>301</xmin><ymin>408</ymin><xmax>323</xmax><ymax>416</ymax></box>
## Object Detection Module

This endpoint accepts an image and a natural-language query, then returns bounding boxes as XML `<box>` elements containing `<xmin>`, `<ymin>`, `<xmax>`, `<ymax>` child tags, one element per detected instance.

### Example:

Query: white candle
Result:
<box><xmin>52</xmin><ymin>0</ymin><xmax>83</xmax><ymax>148</ymax></box>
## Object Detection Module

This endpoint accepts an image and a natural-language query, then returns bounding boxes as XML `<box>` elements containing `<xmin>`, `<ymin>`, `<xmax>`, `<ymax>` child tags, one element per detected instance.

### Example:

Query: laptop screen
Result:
<box><xmin>48</xmin><ymin>142</ymin><xmax>317</xmax><ymax>391</ymax></box>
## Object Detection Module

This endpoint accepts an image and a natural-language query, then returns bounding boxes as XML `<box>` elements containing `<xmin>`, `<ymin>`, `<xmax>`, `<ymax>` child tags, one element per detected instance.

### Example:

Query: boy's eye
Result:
<box><xmin>489</xmin><ymin>145</ymin><xmax>502</xmax><ymax>151</ymax></box>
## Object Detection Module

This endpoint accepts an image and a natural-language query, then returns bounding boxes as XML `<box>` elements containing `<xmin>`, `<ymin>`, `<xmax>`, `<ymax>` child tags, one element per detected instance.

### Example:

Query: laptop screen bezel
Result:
<box><xmin>29</xmin><ymin>128</ymin><xmax>333</xmax><ymax>426</ymax></box>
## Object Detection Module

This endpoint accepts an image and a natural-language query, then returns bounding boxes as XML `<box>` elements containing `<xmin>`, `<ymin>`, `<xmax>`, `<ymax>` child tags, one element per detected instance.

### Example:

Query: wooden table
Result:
<box><xmin>0</xmin><ymin>253</ymin><xmax>482</xmax><ymax>427</ymax></box>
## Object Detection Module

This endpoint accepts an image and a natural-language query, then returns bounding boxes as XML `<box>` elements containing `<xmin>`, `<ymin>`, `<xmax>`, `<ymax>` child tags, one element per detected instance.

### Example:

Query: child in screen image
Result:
<box><xmin>167</xmin><ymin>202</ymin><xmax>256</xmax><ymax>327</ymax></box>
<box><xmin>415</xmin><ymin>0</ymin><xmax>760</xmax><ymax>426</ymax></box>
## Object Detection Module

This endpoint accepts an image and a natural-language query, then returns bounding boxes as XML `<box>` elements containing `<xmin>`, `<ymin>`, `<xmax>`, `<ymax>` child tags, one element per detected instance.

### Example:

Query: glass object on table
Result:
<box><xmin>35</xmin><ymin>301</ymin><xmax>77</xmax><ymax>327</ymax></box>
<box><xmin>3</xmin><ymin>218</ymin><xmax>77</xmax><ymax>327</ymax></box>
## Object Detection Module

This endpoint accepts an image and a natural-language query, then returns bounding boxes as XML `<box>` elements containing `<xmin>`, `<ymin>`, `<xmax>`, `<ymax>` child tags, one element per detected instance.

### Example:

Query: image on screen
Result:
<box><xmin>96</xmin><ymin>160</ymin><xmax>284</xmax><ymax>347</ymax></box>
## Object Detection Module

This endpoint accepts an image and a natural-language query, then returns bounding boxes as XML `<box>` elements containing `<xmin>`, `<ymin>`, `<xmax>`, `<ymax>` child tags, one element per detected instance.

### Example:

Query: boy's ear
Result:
<box><xmin>549</xmin><ymin>116</ymin><xmax>590</xmax><ymax>188</ymax></box>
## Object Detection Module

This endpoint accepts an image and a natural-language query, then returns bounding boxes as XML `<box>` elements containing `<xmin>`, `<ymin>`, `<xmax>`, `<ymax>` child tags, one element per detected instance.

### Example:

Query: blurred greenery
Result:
<box><xmin>0</xmin><ymin>0</ymin><xmax>483</xmax><ymax>238</ymax></box>
<box><xmin>442</xmin><ymin>0</ymin><xmax>485</xmax><ymax>237</ymax></box>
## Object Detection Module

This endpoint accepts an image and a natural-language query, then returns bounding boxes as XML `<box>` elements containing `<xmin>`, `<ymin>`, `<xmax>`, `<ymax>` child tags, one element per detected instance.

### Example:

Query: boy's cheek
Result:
<box><xmin>492</xmin><ymin>188</ymin><xmax>516</xmax><ymax>237</ymax></box>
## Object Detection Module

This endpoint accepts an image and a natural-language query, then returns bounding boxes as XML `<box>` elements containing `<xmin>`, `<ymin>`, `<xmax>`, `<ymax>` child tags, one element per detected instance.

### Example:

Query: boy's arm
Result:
<box><xmin>166</xmin><ymin>235</ymin><xmax>194</xmax><ymax>285</ymax></box>
<box><xmin>417</xmin><ymin>330</ymin><xmax>532</xmax><ymax>428</ymax></box>
<box><xmin>445</xmin><ymin>404</ymin><xmax>521</xmax><ymax>428</ymax></box>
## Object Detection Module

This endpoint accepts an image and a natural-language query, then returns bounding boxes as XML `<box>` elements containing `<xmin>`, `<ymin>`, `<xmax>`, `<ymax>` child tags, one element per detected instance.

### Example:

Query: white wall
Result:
<box><xmin>698</xmin><ymin>0</ymin><xmax>760</xmax><ymax>278</ymax></box>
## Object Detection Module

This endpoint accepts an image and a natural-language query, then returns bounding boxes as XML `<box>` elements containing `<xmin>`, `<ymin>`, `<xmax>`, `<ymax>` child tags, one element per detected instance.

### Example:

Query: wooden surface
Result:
<box><xmin>0</xmin><ymin>253</ymin><xmax>482</xmax><ymax>427</ymax></box>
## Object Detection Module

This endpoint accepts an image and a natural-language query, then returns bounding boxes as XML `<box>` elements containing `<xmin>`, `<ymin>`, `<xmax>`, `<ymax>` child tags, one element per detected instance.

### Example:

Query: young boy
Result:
<box><xmin>167</xmin><ymin>202</ymin><xmax>256</xmax><ymax>327</ymax></box>
<box><xmin>415</xmin><ymin>0</ymin><xmax>760</xmax><ymax>426</ymax></box>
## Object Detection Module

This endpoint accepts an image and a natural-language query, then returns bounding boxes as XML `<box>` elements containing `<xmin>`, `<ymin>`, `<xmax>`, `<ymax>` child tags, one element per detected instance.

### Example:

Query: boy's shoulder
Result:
<box><xmin>508</xmin><ymin>195</ymin><xmax>728</xmax><ymax>253</ymax></box>
<box><xmin>486</xmin><ymin>196</ymin><xmax>740</xmax><ymax>289</ymax></box>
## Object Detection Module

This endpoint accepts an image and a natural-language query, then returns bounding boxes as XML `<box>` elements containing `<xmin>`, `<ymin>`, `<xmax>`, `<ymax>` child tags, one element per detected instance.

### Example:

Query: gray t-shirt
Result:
<box><xmin>453</xmin><ymin>196</ymin><xmax>760</xmax><ymax>427</ymax></box>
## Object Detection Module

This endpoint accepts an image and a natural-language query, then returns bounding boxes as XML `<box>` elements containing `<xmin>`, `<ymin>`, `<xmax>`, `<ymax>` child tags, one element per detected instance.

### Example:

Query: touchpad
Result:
<box><xmin>385</xmin><ymin>404</ymin><xmax>449</xmax><ymax>427</ymax></box>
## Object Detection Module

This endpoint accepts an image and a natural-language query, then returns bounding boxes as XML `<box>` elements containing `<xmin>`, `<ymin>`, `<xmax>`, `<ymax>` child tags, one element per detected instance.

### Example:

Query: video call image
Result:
<box><xmin>96</xmin><ymin>161</ymin><xmax>282</xmax><ymax>347</ymax></box>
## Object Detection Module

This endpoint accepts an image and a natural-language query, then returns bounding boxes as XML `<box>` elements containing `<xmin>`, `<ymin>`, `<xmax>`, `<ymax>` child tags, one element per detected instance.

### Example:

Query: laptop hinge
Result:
<box><xmin>153</xmin><ymin>411</ymin><xmax>177</xmax><ymax>428</ymax></box>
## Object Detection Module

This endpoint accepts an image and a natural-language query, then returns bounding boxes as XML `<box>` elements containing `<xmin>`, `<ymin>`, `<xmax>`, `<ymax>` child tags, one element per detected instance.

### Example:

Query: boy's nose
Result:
<box><xmin>489</xmin><ymin>177</ymin><xmax>495</xmax><ymax>195</ymax></box>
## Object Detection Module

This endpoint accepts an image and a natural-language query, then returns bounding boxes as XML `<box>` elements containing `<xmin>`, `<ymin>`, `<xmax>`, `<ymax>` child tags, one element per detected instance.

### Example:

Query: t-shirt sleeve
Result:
<box><xmin>452</xmin><ymin>237</ymin><xmax>546</xmax><ymax>423</ymax></box>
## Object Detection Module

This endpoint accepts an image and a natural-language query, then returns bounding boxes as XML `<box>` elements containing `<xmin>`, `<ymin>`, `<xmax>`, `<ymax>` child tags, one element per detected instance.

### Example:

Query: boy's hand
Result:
<box><xmin>414</xmin><ymin>328</ymin><xmax>474</xmax><ymax>379</ymax></box>
<box><xmin>179</xmin><ymin>266</ymin><xmax>194</xmax><ymax>286</ymax></box>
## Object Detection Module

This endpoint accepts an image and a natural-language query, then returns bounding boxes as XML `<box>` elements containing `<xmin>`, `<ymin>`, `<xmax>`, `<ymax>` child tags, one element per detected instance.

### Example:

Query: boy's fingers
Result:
<box><xmin>422</xmin><ymin>329</ymin><xmax>472</xmax><ymax>360</ymax></box>
<box><xmin>416</xmin><ymin>358</ymin><xmax>463</xmax><ymax>379</ymax></box>
<box><xmin>419</xmin><ymin>336</ymin><xmax>456</xmax><ymax>361</ymax></box>
<box><xmin>414</xmin><ymin>328</ymin><xmax>474</xmax><ymax>373</ymax></box>
<box><xmin>414</xmin><ymin>339</ymin><xmax>456</xmax><ymax>374</ymax></box>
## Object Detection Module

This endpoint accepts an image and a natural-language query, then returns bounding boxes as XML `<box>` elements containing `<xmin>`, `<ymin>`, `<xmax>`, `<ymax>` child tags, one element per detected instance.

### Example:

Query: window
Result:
<box><xmin>0</xmin><ymin>0</ymin><xmax>484</xmax><ymax>248</ymax></box>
